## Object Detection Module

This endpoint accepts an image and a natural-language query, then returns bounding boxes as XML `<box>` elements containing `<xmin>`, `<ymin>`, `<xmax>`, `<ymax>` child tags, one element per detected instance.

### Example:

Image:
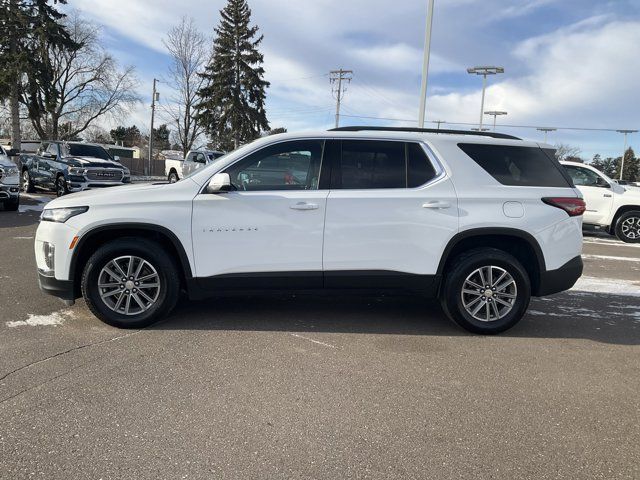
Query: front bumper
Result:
<box><xmin>536</xmin><ymin>255</ymin><xmax>583</xmax><ymax>296</ymax></box>
<box><xmin>0</xmin><ymin>183</ymin><xmax>20</xmax><ymax>200</ymax></box>
<box><xmin>38</xmin><ymin>271</ymin><xmax>76</xmax><ymax>301</ymax></box>
<box><xmin>66</xmin><ymin>178</ymin><xmax>130</xmax><ymax>193</ymax></box>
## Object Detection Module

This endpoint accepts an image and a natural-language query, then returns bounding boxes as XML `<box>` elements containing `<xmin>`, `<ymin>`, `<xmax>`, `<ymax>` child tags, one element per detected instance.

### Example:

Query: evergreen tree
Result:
<box><xmin>111</xmin><ymin>125</ymin><xmax>142</xmax><ymax>147</ymax></box>
<box><xmin>196</xmin><ymin>0</ymin><xmax>269</xmax><ymax>151</ymax></box>
<box><xmin>0</xmin><ymin>0</ymin><xmax>76</xmax><ymax>149</ymax></box>
<box><xmin>616</xmin><ymin>147</ymin><xmax>638</xmax><ymax>182</ymax></box>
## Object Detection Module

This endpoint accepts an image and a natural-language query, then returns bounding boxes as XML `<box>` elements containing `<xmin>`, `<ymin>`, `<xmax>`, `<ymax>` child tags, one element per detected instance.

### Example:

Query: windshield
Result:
<box><xmin>64</xmin><ymin>144</ymin><xmax>112</xmax><ymax>160</ymax></box>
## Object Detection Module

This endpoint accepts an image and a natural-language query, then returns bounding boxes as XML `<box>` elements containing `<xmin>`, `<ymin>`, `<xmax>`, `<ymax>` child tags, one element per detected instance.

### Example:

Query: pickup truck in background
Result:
<box><xmin>0</xmin><ymin>145</ymin><xmax>20</xmax><ymax>211</ymax></box>
<box><xmin>21</xmin><ymin>141</ymin><xmax>130</xmax><ymax>197</ymax></box>
<box><xmin>165</xmin><ymin>149</ymin><xmax>225</xmax><ymax>183</ymax></box>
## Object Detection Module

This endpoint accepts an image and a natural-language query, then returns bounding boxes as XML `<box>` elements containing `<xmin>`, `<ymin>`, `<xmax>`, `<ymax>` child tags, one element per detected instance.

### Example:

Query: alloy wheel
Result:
<box><xmin>461</xmin><ymin>265</ymin><xmax>517</xmax><ymax>322</ymax></box>
<box><xmin>97</xmin><ymin>255</ymin><xmax>161</xmax><ymax>316</ymax></box>
<box><xmin>621</xmin><ymin>216</ymin><xmax>640</xmax><ymax>240</ymax></box>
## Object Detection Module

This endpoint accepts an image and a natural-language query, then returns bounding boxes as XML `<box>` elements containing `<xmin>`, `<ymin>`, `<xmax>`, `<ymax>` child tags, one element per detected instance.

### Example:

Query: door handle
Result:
<box><xmin>290</xmin><ymin>202</ymin><xmax>319</xmax><ymax>211</ymax></box>
<box><xmin>422</xmin><ymin>200</ymin><xmax>451</xmax><ymax>209</ymax></box>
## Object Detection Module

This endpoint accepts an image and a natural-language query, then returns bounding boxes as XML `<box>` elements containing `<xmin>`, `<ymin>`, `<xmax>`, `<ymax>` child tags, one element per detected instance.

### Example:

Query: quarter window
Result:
<box><xmin>224</xmin><ymin>140</ymin><xmax>323</xmax><ymax>191</ymax></box>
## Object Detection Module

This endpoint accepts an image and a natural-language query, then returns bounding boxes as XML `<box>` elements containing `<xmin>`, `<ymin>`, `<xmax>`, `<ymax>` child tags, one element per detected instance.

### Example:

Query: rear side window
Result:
<box><xmin>333</xmin><ymin>140</ymin><xmax>437</xmax><ymax>189</ymax></box>
<box><xmin>458</xmin><ymin>144</ymin><xmax>572</xmax><ymax>187</ymax></box>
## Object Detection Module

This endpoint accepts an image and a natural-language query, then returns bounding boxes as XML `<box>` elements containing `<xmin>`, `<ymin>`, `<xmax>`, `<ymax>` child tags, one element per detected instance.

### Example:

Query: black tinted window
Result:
<box><xmin>339</xmin><ymin>140</ymin><xmax>405</xmax><ymax>189</ymax></box>
<box><xmin>67</xmin><ymin>144</ymin><xmax>111</xmax><ymax>160</ymax></box>
<box><xmin>407</xmin><ymin>142</ymin><xmax>437</xmax><ymax>187</ymax></box>
<box><xmin>458</xmin><ymin>144</ymin><xmax>571</xmax><ymax>187</ymax></box>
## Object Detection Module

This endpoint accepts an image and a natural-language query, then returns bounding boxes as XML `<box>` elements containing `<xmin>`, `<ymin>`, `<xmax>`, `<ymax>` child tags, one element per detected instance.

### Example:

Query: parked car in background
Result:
<box><xmin>21</xmin><ymin>141</ymin><xmax>130</xmax><ymax>197</ymax></box>
<box><xmin>165</xmin><ymin>149</ymin><xmax>225</xmax><ymax>183</ymax></box>
<box><xmin>561</xmin><ymin>161</ymin><xmax>640</xmax><ymax>242</ymax></box>
<box><xmin>0</xmin><ymin>145</ymin><xmax>20</xmax><ymax>211</ymax></box>
<box><xmin>35</xmin><ymin>128</ymin><xmax>584</xmax><ymax>334</ymax></box>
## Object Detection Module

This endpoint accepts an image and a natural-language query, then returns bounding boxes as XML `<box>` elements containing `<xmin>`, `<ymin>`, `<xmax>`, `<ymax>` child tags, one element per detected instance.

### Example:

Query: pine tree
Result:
<box><xmin>196</xmin><ymin>0</ymin><xmax>269</xmax><ymax>151</ymax></box>
<box><xmin>0</xmin><ymin>0</ymin><xmax>76</xmax><ymax>149</ymax></box>
<box><xmin>617</xmin><ymin>147</ymin><xmax>638</xmax><ymax>182</ymax></box>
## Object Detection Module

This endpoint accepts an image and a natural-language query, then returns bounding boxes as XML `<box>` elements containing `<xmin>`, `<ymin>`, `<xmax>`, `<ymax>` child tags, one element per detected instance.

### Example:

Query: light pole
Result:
<box><xmin>467</xmin><ymin>66</ymin><xmax>504</xmax><ymax>130</ymax></box>
<box><xmin>616</xmin><ymin>129</ymin><xmax>638</xmax><ymax>181</ymax></box>
<box><xmin>418</xmin><ymin>0</ymin><xmax>435</xmax><ymax>128</ymax></box>
<box><xmin>148</xmin><ymin>78</ymin><xmax>159</xmax><ymax>176</ymax></box>
<box><xmin>431</xmin><ymin>119</ymin><xmax>446</xmax><ymax>130</ymax></box>
<box><xmin>484</xmin><ymin>110</ymin><xmax>507</xmax><ymax>131</ymax></box>
<box><xmin>537</xmin><ymin>127</ymin><xmax>556</xmax><ymax>143</ymax></box>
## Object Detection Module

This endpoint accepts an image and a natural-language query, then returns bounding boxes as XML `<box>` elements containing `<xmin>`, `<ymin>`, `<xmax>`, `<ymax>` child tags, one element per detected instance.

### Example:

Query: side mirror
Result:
<box><xmin>596</xmin><ymin>177</ymin><xmax>610</xmax><ymax>188</ymax></box>
<box><xmin>206</xmin><ymin>173</ymin><xmax>234</xmax><ymax>193</ymax></box>
<box><xmin>113</xmin><ymin>155</ymin><xmax>120</xmax><ymax>162</ymax></box>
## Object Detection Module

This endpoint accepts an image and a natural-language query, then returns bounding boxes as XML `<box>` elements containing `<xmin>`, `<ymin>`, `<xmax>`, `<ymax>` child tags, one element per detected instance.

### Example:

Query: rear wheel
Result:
<box><xmin>615</xmin><ymin>211</ymin><xmax>640</xmax><ymax>243</ymax></box>
<box><xmin>168</xmin><ymin>171</ymin><xmax>179</xmax><ymax>183</ymax></box>
<box><xmin>56</xmin><ymin>175</ymin><xmax>68</xmax><ymax>197</ymax></box>
<box><xmin>81</xmin><ymin>238</ymin><xmax>180</xmax><ymax>328</ymax></box>
<box><xmin>440</xmin><ymin>248</ymin><xmax>531</xmax><ymax>334</ymax></box>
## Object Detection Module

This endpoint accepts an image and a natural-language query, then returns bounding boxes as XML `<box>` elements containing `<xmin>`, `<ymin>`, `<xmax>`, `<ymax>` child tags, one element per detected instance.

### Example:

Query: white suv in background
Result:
<box><xmin>34</xmin><ymin>127</ymin><xmax>585</xmax><ymax>334</ymax></box>
<box><xmin>561</xmin><ymin>161</ymin><xmax>640</xmax><ymax>243</ymax></box>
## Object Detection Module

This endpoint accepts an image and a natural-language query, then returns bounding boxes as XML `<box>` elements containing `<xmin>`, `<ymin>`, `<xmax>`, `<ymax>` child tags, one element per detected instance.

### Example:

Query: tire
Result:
<box><xmin>168</xmin><ymin>171</ymin><xmax>179</xmax><ymax>183</ymax></box>
<box><xmin>440</xmin><ymin>248</ymin><xmax>531</xmax><ymax>335</ymax></box>
<box><xmin>614</xmin><ymin>210</ymin><xmax>640</xmax><ymax>243</ymax></box>
<box><xmin>22</xmin><ymin>170</ymin><xmax>34</xmax><ymax>193</ymax></box>
<box><xmin>4</xmin><ymin>197</ymin><xmax>19</xmax><ymax>211</ymax></box>
<box><xmin>55</xmin><ymin>175</ymin><xmax>68</xmax><ymax>197</ymax></box>
<box><xmin>81</xmin><ymin>238</ymin><xmax>180</xmax><ymax>328</ymax></box>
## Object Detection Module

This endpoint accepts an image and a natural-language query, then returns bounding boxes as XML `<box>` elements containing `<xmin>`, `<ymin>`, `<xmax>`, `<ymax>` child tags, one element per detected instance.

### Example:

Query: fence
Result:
<box><xmin>118</xmin><ymin>157</ymin><xmax>167</xmax><ymax>178</ymax></box>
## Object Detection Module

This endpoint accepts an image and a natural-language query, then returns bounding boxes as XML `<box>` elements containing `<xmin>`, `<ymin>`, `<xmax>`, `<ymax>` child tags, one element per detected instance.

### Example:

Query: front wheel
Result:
<box><xmin>56</xmin><ymin>176</ymin><xmax>69</xmax><ymax>197</ymax></box>
<box><xmin>81</xmin><ymin>238</ymin><xmax>180</xmax><ymax>328</ymax></box>
<box><xmin>22</xmin><ymin>170</ymin><xmax>34</xmax><ymax>193</ymax></box>
<box><xmin>168</xmin><ymin>172</ymin><xmax>179</xmax><ymax>183</ymax></box>
<box><xmin>440</xmin><ymin>248</ymin><xmax>531</xmax><ymax>334</ymax></box>
<box><xmin>615</xmin><ymin>211</ymin><xmax>640</xmax><ymax>243</ymax></box>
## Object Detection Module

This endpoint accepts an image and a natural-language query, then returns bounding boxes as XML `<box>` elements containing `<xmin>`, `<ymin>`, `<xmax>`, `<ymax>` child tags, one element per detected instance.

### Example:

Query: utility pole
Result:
<box><xmin>484</xmin><ymin>110</ymin><xmax>507</xmax><ymax>131</ymax></box>
<box><xmin>432</xmin><ymin>120</ymin><xmax>446</xmax><ymax>130</ymax></box>
<box><xmin>148</xmin><ymin>78</ymin><xmax>159</xmax><ymax>175</ymax></box>
<box><xmin>330</xmin><ymin>69</ymin><xmax>353</xmax><ymax>128</ymax></box>
<box><xmin>467</xmin><ymin>66</ymin><xmax>504</xmax><ymax>130</ymax></box>
<box><xmin>537</xmin><ymin>127</ymin><xmax>556</xmax><ymax>143</ymax></box>
<box><xmin>616</xmin><ymin>129</ymin><xmax>638</xmax><ymax>180</ymax></box>
<box><xmin>418</xmin><ymin>0</ymin><xmax>435</xmax><ymax>128</ymax></box>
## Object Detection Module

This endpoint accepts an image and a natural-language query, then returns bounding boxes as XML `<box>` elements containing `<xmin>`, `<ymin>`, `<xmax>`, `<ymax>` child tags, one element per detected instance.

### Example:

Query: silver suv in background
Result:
<box><xmin>0</xmin><ymin>145</ymin><xmax>20</xmax><ymax>211</ymax></box>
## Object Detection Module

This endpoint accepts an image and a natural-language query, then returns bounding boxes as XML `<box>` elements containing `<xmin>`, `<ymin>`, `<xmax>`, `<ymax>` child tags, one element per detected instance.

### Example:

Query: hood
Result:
<box><xmin>44</xmin><ymin>178</ymin><xmax>198</xmax><ymax>209</ymax></box>
<box><xmin>0</xmin><ymin>155</ymin><xmax>17</xmax><ymax>168</ymax></box>
<box><xmin>621</xmin><ymin>186</ymin><xmax>640</xmax><ymax>200</ymax></box>
<box><xmin>65</xmin><ymin>156</ymin><xmax>125</xmax><ymax>169</ymax></box>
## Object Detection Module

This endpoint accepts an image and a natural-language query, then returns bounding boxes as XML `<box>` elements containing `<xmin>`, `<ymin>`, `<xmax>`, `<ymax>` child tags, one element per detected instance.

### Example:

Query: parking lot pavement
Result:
<box><xmin>1</xmin><ymin>197</ymin><xmax>639</xmax><ymax>479</ymax></box>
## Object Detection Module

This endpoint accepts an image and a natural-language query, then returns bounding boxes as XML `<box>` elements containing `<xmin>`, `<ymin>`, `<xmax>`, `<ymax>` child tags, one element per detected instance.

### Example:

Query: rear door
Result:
<box><xmin>191</xmin><ymin>139</ymin><xmax>329</xmax><ymax>288</ymax></box>
<box><xmin>322</xmin><ymin>139</ymin><xmax>458</xmax><ymax>290</ymax></box>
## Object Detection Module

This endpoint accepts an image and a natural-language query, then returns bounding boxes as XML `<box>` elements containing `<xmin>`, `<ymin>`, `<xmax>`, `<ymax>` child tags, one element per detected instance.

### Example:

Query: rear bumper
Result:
<box><xmin>38</xmin><ymin>271</ymin><xmax>76</xmax><ymax>301</ymax></box>
<box><xmin>535</xmin><ymin>255</ymin><xmax>583</xmax><ymax>296</ymax></box>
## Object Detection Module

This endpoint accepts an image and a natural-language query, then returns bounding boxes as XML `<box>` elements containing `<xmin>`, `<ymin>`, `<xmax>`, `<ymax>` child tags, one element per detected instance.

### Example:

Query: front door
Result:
<box><xmin>564</xmin><ymin>165</ymin><xmax>614</xmax><ymax>224</ymax></box>
<box><xmin>322</xmin><ymin>139</ymin><xmax>458</xmax><ymax>290</ymax></box>
<box><xmin>191</xmin><ymin>139</ymin><xmax>329</xmax><ymax>289</ymax></box>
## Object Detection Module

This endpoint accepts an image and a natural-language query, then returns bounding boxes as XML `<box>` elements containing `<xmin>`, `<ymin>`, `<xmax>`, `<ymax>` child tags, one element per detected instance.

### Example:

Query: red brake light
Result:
<box><xmin>542</xmin><ymin>197</ymin><xmax>586</xmax><ymax>217</ymax></box>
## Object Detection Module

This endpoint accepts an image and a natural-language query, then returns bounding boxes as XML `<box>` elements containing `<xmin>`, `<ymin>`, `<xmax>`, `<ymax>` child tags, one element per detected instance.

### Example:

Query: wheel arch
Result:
<box><xmin>437</xmin><ymin>228</ymin><xmax>546</xmax><ymax>296</ymax></box>
<box><xmin>70</xmin><ymin>223</ymin><xmax>193</xmax><ymax>298</ymax></box>
<box><xmin>609</xmin><ymin>205</ymin><xmax>640</xmax><ymax>234</ymax></box>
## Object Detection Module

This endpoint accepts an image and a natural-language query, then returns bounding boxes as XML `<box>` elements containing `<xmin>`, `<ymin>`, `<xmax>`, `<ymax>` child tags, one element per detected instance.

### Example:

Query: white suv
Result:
<box><xmin>34</xmin><ymin>128</ymin><xmax>585</xmax><ymax>334</ymax></box>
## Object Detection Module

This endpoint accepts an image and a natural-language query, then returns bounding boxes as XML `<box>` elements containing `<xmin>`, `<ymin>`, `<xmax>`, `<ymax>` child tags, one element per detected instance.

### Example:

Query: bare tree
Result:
<box><xmin>162</xmin><ymin>17</ymin><xmax>208</xmax><ymax>156</ymax></box>
<box><xmin>22</xmin><ymin>13</ymin><xmax>139</xmax><ymax>140</ymax></box>
<box><xmin>553</xmin><ymin>143</ymin><xmax>582</xmax><ymax>162</ymax></box>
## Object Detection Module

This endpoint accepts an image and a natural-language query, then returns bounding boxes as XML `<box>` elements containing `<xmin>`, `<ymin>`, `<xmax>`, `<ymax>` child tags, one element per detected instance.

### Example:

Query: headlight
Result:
<box><xmin>123</xmin><ymin>167</ymin><xmax>130</xmax><ymax>176</ymax></box>
<box><xmin>3</xmin><ymin>167</ymin><xmax>19</xmax><ymax>176</ymax></box>
<box><xmin>68</xmin><ymin>167</ymin><xmax>87</xmax><ymax>176</ymax></box>
<box><xmin>41</xmin><ymin>206</ymin><xmax>89</xmax><ymax>223</ymax></box>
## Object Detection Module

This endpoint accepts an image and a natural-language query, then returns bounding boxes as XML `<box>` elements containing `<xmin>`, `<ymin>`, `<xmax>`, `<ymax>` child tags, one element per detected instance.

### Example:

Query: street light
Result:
<box><xmin>431</xmin><ymin>119</ymin><xmax>446</xmax><ymax>130</ymax></box>
<box><xmin>537</xmin><ymin>127</ymin><xmax>556</xmax><ymax>143</ymax></box>
<box><xmin>616</xmin><ymin>129</ymin><xmax>638</xmax><ymax>181</ymax></box>
<box><xmin>149</xmin><ymin>78</ymin><xmax>160</xmax><ymax>176</ymax></box>
<box><xmin>467</xmin><ymin>66</ymin><xmax>504</xmax><ymax>130</ymax></box>
<box><xmin>484</xmin><ymin>110</ymin><xmax>507</xmax><ymax>131</ymax></box>
<box><xmin>418</xmin><ymin>0</ymin><xmax>435</xmax><ymax>128</ymax></box>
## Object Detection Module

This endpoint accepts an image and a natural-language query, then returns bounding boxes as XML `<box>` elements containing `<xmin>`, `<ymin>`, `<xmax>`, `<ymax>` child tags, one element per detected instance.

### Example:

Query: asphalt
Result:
<box><xmin>0</xmin><ymin>193</ymin><xmax>638</xmax><ymax>479</ymax></box>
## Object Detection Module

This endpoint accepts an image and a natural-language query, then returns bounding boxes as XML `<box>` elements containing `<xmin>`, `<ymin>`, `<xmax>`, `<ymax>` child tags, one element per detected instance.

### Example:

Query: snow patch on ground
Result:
<box><xmin>571</xmin><ymin>276</ymin><xmax>640</xmax><ymax>297</ymax></box>
<box><xmin>18</xmin><ymin>194</ymin><xmax>50</xmax><ymax>214</ymax></box>
<box><xmin>6</xmin><ymin>309</ymin><xmax>74</xmax><ymax>328</ymax></box>
<box><xmin>582</xmin><ymin>254</ymin><xmax>640</xmax><ymax>263</ymax></box>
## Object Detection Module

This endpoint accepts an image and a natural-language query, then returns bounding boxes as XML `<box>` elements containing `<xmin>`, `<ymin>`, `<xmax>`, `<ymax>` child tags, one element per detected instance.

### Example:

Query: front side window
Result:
<box><xmin>224</xmin><ymin>140</ymin><xmax>323</xmax><ymax>191</ymax></box>
<box><xmin>564</xmin><ymin>165</ymin><xmax>607</xmax><ymax>187</ymax></box>
<box><xmin>47</xmin><ymin>143</ymin><xmax>59</xmax><ymax>157</ymax></box>
<box><xmin>333</xmin><ymin>140</ymin><xmax>437</xmax><ymax>189</ymax></box>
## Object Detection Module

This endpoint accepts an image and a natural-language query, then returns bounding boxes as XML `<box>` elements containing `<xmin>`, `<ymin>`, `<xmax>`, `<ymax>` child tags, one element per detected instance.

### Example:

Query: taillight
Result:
<box><xmin>542</xmin><ymin>197</ymin><xmax>586</xmax><ymax>217</ymax></box>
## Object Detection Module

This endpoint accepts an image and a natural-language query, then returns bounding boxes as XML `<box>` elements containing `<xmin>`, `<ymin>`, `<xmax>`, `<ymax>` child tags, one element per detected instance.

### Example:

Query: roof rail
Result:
<box><xmin>330</xmin><ymin>126</ymin><xmax>521</xmax><ymax>140</ymax></box>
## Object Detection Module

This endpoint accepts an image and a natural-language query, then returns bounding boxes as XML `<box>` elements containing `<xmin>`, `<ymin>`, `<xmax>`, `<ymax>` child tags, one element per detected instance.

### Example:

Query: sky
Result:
<box><xmin>64</xmin><ymin>0</ymin><xmax>640</xmax><ymax>160</ymax></box>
